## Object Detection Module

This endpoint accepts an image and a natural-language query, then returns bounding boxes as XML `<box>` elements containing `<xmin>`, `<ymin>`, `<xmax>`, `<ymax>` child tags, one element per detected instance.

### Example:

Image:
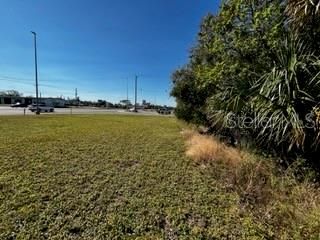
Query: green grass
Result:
<box><xmin>0</xmin><ymin>115</ymin><xmax>319</xmax><ymax>239</ymax></box>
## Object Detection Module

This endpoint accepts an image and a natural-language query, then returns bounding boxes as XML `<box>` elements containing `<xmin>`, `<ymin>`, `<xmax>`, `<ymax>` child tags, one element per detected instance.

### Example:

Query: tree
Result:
<box><xmin>286</xmin><ymin>0</ymin><xmax>320</xmax><ymax>27</ymax></box>
<box><xmin>171</xmin><ymin>67</ymin><xmax>208</xmax><ymax>124</ymax></box>
<box><xmin>286</xmin><ymin>0</ymin><xmax>320</xmax><ymax>52</ymax></box>
<box><xmin>0</xmin><ymin>90</ymin><xmax>23</xmax><ymax>97</ymax></box>
<box><xmin>250</xmin><ymin>35</ymin><xmax>320</xmax><ymax>152</ymax></box>
<box><xmin>172</xmin><ymin>0</ymin><xmax>285</xmax><ymax>126</ymax></box>
<box><xmin>171</xmin><ymin>0</ymin><xmax>320</xmax><ymax>161</ymax></box>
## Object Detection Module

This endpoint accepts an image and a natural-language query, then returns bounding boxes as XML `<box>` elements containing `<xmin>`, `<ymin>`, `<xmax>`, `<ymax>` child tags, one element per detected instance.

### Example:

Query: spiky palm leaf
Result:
<box><xmin>286</xmin><ymin>0</ymin><xmax>320</xmax><ymax>28</ymax></box>
<box><xmin>206</xmin><ymin>74</ymin><xmax>252</xmax><ymax>130</ymax></box>
<box><xmin>251</xmin><ymin>36</ymin><xmax>320</xmax><ymax>151</ymax></box>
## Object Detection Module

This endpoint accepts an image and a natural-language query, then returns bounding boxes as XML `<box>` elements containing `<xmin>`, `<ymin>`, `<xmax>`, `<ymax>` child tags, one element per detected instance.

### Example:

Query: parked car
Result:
<box><xmin>11</xmin><ymin>102</ymin><xmax>28</xmax><ymax>108</ymax></box>
<box><xmin>157</xmin><ymin>108</ymin><xmax>171</xmax><ymax>114</ymax></box>
<box><xmin>28</xmin><ymin>103</ymin><xmax>54</xmax><ymax>113</ymax></box>
<box><xmin>128</xmin><ymin>107</ymin><xmax>138</xmax><ymax>112</ymax></box>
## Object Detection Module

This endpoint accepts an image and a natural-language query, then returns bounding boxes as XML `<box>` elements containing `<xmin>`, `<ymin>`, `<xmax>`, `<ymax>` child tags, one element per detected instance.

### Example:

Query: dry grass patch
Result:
<box><xmin>181</xmin><ymin>128</ymin><xmax>320</xmax><ymax>238</ymax></box>
<box><xmin>181</xmin><ymin>129</ymin><xmax>242</xmax><ymax>166</ymax></box>
<box><xmin>181</xmin><ymin>129</ymin><xmax>271</xmax><ymax>204</ymax></box>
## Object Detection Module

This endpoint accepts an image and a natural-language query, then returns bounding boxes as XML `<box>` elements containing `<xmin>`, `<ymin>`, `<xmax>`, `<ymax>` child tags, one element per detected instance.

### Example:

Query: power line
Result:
<box><xmin>0</xmin><ymin>73</ymin><xmax>169</xmax><ymax>103</ymax></box>
<box><xmin>0</xmin><ymin>77</ymin><xmax>34</xmax><ymax>83</ymax></box>
<box><xmin>0</xmin><ymin>74</ymin><xmax>78</xmax><ymax>84</ymax></box>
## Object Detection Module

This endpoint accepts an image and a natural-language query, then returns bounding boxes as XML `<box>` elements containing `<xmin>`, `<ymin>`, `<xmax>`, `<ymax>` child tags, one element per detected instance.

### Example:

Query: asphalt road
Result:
<box><xmin>0</xmin><ymin>106</ymin><xmax>167</xmax><ymax>116</ymax></box>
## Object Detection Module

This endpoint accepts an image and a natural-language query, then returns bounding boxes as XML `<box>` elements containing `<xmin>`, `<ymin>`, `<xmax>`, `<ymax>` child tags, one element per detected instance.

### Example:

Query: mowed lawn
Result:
<box><xmin>1</xmin><ymin>115</ymin><xmax>261</xmax><ymax>239</ymax></box>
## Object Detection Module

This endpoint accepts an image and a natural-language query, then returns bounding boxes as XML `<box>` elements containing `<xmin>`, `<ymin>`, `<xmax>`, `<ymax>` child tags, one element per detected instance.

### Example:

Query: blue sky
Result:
<box><xmin>0</xmin><ymin>0</ymin><xmax>218</xmax><ymax>106</ymax></box>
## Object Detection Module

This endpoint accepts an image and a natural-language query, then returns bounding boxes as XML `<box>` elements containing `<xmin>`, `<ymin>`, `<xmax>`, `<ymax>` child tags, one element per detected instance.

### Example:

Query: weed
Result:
<box><xmin>182</xmin><ymin>129</ymin><xmax>320</xmax><ymax>239</ymax></box>
<box><xmin>182</xmin><ymin>129</ymin><xmax>242</xmax><ymax>166</ymax></box>
<box><xmin>0</xmin><ymin>116</ymin><xmax>319</xmax><ymax>239</ymax></box>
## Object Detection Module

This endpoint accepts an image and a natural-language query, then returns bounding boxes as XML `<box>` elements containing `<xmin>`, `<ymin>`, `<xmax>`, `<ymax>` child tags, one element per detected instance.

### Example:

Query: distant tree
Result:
<box><xmin>97</xmin><ymin>99</ymin><xmax>107</xmax><ymax>107</ymax></box>
<box><xmin>0</xmin><ymin>90</ymin><xmax>23</xmax><ymax>97</ymax></box>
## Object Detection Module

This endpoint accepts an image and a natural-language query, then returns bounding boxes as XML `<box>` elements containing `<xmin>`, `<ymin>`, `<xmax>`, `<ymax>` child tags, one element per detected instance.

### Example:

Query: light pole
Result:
<box><xmin>134</xmin><ymin>75</ymin><xmax>137</xmax><ymax>112</ymax></box>
<box><xmin>31</xmin><ymin>31</ymin><xmax>40</xmax><ymax>114</ymax></box>
<box><xmin>126</xmin><ymin>78</ymin><xmax>129</xmax><ymax>110</ymax></box>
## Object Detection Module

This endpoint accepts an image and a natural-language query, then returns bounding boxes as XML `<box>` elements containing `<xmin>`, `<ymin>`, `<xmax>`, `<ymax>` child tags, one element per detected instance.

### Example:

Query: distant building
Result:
<box><xmin>0</xmin><ymin>96</ymin><xmax>33</xmax><ymax>105</ymax></box>
<box><xmin>0</xmin><ymin>95</ymin><xmax>66</xmax><ymax>107</ymax></box>
<box><xmin>34</xmin><ymin>98</ymin><xmax>66</xmax><ymax>107</ymax></box>
<box><xmin>142</xmin><ymin>99</ymin><xmax>151</xmax><ymax>108</ymax></box>
<box><xmin>65</xmin><ymin>98</ymin><xmax>80</xmax><ymax>106</ymax></box>
<box><xmin>119</xmin><ymin>99</ymin><xmax>131</xmax><ymax>106</ymax></box>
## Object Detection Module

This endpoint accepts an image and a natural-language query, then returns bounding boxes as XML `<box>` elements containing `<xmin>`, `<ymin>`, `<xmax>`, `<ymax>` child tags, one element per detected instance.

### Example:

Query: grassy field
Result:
<box><xmin>0</xmin><ymin>115</ymin><xmax>319</xmax><ymax>239</ymax></box>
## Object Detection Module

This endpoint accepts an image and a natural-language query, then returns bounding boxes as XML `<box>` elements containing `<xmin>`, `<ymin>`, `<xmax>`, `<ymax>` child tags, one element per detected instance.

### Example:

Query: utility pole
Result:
<box><xmin>134</xmin><ymin>75</ymin><xmax>137</xmax><ymax>111</ymax></box>
<box><xmin>75</xmin><ymin>88</ymin><xmax>79</xmax><ymax>106</ymax></box>
<box><xmin>31</xmin><ymin>31</ymin><xmax>39</xmax><ymax>114</ymax></box>
<box><xmin>126</xmin><ymin>78</ymin><xmax>129</xmax><ymax>110</ymax></box>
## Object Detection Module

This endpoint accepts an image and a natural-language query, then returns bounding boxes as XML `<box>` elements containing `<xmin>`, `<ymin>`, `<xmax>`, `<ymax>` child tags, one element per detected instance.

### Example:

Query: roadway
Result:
<box><xmin>0</xmin><ymin>106</ymin><xmax>167</xmax><ymax>116</ymax></box>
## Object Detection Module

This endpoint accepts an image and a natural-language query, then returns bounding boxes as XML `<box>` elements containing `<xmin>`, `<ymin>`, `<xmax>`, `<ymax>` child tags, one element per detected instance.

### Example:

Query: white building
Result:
<box><xmin>32</xmin><ymin>97</ymin><xmax>66</xmax><ymax>107</ymax></box>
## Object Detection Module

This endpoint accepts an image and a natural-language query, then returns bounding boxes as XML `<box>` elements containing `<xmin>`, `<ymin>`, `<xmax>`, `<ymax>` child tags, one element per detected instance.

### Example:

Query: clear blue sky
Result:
<box><xmin>0</xmin><ymin>0</ymin><xmax>218</xmax><ymax>106</ymax></box>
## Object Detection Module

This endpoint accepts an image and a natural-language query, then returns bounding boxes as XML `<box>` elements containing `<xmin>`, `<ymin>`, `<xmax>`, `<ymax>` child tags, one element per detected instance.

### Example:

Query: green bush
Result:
<box><xmin>171</xmin><ymin>0</ymin><xmax>320</xmax><ymax>163</ymax></box>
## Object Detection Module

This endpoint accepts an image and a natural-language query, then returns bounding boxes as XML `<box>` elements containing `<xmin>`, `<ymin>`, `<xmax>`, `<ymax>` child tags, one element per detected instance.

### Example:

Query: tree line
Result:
<box><xmin>171</xmin><ymin>0</ymin><xmax>320</xmax><ymax>163</ymax></box>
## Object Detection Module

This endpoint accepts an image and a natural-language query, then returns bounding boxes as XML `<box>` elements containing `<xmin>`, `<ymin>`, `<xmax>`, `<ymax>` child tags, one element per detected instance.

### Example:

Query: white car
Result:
<box><xmin>128</xmin><ymin>107</ymin><xmax>137</xmax><ymax>112</ymax></box>
<box><xmin>28</xmin><ymin>104</ymin><xmax>54</xmax><ymax>113</ymax></box>
<box><xmin>157</xmin><ymin>108</ymin><xmax>171</xmax><ymax>114</ymax></box>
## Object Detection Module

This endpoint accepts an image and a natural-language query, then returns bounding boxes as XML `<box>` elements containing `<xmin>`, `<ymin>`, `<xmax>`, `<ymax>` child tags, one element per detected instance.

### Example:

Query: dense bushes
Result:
<box><xmin>171</xmin><ymin>0</ymin><xmax>320</xmax><ymax>161</ymax></box>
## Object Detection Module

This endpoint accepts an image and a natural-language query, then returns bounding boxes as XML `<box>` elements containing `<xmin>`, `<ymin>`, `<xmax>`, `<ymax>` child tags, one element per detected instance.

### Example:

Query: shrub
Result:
<box><xmin>182</xmin><ymin>129</ymin><xmax>241</xmax><ymax>166</ymax></box>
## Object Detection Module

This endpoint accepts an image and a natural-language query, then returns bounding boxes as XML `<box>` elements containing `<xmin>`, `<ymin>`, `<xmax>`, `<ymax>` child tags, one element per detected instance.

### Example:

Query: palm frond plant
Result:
<box><xmin>206</xmin><ymin>71</ymin><xmax>255</xmax><ymax>146</ymax></box>
<box><xmin>286</xmin><ymin>0</ymin><xmax>320</xmax><ymax>26</ymax></box>
<box><xmin>251</xmin><ymin>35</ymin><xmax>320</xmax><ymax>152</ymax></box>
<box><xmin>286</xmin><ymin>0</ymin><xmax>320</xmax><ymax>49</ymax></box>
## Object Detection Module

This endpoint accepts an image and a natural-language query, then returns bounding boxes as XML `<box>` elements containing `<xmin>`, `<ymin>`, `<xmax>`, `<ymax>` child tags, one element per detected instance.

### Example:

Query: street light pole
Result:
<box><xmin>126</xmin><ymin>78</ymin><xmax>129</xmax><ymax>110</ymax></box>
<box><xmin>31</xmin><ymin>31</ymin><xmax>39</xmax><ymax>114</ymax></box>
<box><xmin>134</xmin><ymin>75</ymin><xmax>137</xmax><ymax>111</ymax></box>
